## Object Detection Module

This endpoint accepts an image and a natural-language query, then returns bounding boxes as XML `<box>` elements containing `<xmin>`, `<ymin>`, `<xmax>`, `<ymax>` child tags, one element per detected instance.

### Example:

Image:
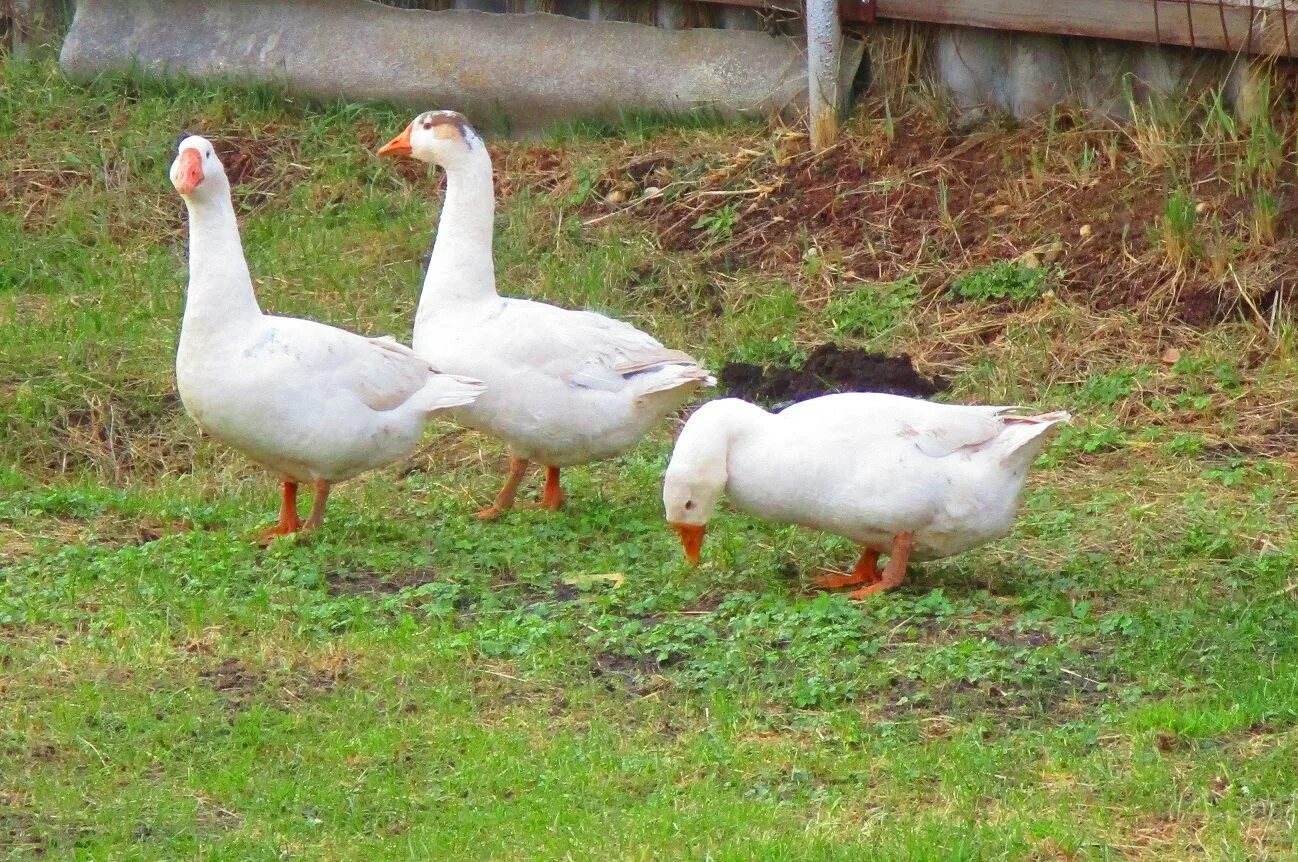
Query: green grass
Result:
<box><xmin>4</xmin><ymin>55</ymin><xmax>1298</xmax><ymax>860</ymax></box>
<box><xmin>950</xmin><ymin>261</ymin><xmax>1055</xmax><ymax>304</ymax></box>
<box><xmin>546</xmin><ymin>105</ymin><xmax>756</xmax><ymax>145</ymax></box>
<box><xmin>825</xmin><ymin>276</ymin><xmax>919</xmax><ymax>341</ymax></box>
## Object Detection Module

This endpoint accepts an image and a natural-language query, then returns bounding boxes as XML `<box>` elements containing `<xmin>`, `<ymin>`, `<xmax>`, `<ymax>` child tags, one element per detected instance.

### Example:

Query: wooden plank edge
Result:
<box><xmin>874</xmin><ymin>0</ymin><xmax>1298</xmax><ymax>58</ymax></box>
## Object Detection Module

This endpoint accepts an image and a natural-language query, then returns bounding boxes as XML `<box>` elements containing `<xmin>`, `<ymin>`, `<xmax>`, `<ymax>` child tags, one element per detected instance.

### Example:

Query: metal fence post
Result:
<box><xmin>806</xmin><ymin>0</ymin><xmax>842</xmax><ymax>149</ymax></box>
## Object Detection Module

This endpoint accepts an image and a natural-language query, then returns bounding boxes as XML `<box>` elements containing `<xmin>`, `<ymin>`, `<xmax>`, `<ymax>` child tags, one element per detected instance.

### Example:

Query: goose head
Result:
<box><xmin>663</xmin><ymin>479</ymin><xmax>718</xmax><ymax>566</ymax></box>
<box><xmin>170</xmin><ymin>133</ymin><xmax>228</xmax><ymax>202</ymax></box>
<box><xmin>378</xmin><ymin>110</ymin><xmax>484</xmax><ymax>171</ymax></box>
<box><xmin>663</xmin><ymin>404</ymin><xmax>739</xmax><ymax>565</ymax></box>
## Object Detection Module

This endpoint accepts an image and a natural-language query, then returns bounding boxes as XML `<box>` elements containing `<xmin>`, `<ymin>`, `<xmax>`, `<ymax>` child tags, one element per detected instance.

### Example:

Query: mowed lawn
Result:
<box><xmin>3</xmin><ymin>55</ymin><xmax>1298</xmax><ymax>860</ymax></box>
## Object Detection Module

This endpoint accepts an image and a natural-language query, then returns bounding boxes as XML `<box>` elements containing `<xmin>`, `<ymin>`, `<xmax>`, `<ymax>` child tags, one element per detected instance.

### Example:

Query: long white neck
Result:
<box><xmin>668</xmin><ymin>399</ymin><xmax>770</xmax><ymax>492</ymax></box>
<box><xmin>180</xmin><ymin>189</ymin><xmax>262</xmax><ymax>340</ymax></box>
<box><xmin>415</xmin><ymin>154</ymin><xmax>499</xmax><ymax>329</ymax></box>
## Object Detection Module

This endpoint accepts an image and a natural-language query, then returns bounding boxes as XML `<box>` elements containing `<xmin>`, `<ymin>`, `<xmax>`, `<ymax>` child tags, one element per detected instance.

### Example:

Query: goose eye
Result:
<box><xmin>684</xmin><ymin>501</ymin><xmax>695</xmax><ymax>511</ymax></box>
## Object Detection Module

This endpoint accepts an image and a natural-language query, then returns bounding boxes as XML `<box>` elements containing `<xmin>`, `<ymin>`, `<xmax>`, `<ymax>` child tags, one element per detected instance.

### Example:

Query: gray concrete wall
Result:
<box><xmin>60</xmin><ymin>0</ymin><xmax>862</xmax><ymax>134</ymax></box>
<box><xmin>53</xmin><ymin>0</ymin><xmax>1276</xmax><ymax>134</ymax></box>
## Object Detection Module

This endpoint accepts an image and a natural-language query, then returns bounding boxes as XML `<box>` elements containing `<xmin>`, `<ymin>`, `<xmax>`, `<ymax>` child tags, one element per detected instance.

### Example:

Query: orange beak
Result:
<box><xmin>671</xmin><ymin>523</ymin><xmax>706</xmax><ymax>566</ymax></box>
<box><xmin>174</xmin><ymin>148</ymin><xmax>204</xmax><ymax>195</ymax></box>
<box><xmin>378</xmin><ymin>123</ymin><xmax>414</xmax><ymax>158</ymax></box>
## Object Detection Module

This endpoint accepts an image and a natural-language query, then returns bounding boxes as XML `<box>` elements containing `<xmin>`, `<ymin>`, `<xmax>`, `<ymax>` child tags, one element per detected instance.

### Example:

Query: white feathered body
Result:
<box><xmin>414</xmin><ymin>298</ymin><xmax>709</xmax><ymax>465</ymax></box>
<box><xmin>408</xmin><ymin>134</ymin><xmax>711</xmax><ymax>467</ymax></box>
<box><xmin>175</xmin><ymin>140</ymin><xmax>483</xmax><ymax>485</ymax></box>
<box><xmin>178</xmin><ymin>320</ymin><xmax>483</xmax><ymax>483</ymax></box>
<box><xmin>681</xmin><ymin>394</ymin><xmax>1068</xmax><ymax>560</ymax></box>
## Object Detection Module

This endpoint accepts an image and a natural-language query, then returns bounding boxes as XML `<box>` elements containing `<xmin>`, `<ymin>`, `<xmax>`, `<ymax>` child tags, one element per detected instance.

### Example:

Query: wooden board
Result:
<box><xmin>693</xmin><ymin>0</ymin><xmax>1298</xmax><ymax>58</ymax></box>
<box><xmin>690</xmin><ymin>0</ymin><xmax>801</xmax><ymax>12</ymax></box>
<box><xmin>692</xmin><ymin>0</ymin><xmax>876</xmax><ymax>20</ymax></box>
<box><xmin>873</xmin><ymin>0</ymin><xmax>1298</xmax><ymax>57</ymax></box>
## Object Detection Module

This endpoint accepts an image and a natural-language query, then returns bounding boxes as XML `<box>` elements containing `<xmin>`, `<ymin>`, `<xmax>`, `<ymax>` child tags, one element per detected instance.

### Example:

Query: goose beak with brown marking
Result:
<box><xmin>378</xmin><ymin>123</ymin><xmax>414</xmax><ymax>158</ymax></box>
<box><xmin>670</xmin><ymin>522</ymin><xmax>706</xmax><ymax>565</ymax></box>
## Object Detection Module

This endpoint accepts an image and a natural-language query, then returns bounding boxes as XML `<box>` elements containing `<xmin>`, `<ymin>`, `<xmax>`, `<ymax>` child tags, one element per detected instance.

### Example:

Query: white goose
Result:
<box><xmin>378</xmin><ymin>112</ymin><xmax>713</xmax><ymax>519</ymax></box>
<box><xmin>171</xmin><ymin>134</ymin><xmax>485</xmax><ymax>538</ymax></box>
<box><xmin>662</xmin><ymin>394</ymin><xmax>1069</xmax><ymax>599</ymax></box>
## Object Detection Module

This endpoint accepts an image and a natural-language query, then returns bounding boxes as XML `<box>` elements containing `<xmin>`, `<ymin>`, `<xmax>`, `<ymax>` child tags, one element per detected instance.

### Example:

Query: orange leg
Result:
<box><xmin>476</xmin><ymin>455</ymin><xmax>529</xmax><ymax>521</ymax></box>
<box><xmin>850</xmin><ymin>532</ymin><xmax>914</xmax><ymax>600</ymax></box>
<box><xmin>814</xmin><ymin>547</ymin><xmax>881</xmax><ymax>590</ymax></box>
<box><xmin>538</xmin><ymin>466</ymin><xmax>565</xmax><ymax>511</ymax></box>
<box><xmin>260</xmin><ymin>481</ymin><xmax>300</xmax><ymax>542</ymax></box>
<box><xmin>301</xmin><ymin>479</ymin><xmax>332</xmax><ymax>531</ymax></box>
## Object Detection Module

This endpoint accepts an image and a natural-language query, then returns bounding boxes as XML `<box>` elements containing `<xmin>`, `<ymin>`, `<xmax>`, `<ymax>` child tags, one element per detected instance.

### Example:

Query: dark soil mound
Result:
<box><xmin>720</xmin><ymin>343</ymin><xmax>949</xmax><ymax>407</ymax></box>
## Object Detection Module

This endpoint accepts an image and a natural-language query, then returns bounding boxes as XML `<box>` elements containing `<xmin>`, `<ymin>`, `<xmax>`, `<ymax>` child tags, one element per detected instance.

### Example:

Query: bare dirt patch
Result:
<box><xmin>1</xmin><ymin>513</ymin><xmax>195</xmax><ymax>568</ymax></box>
<box><xmin>873</xmin><ymin>614</ymin><xmax>1118</xmax><ymax>727</ymax></box>
<box><xmin>486</xmin><ymin>568</ymin><xmax>581</xmax><ymax>605</ymax></box>
<box><xmin>42</xmin><ymin>390</ymin><xmax>194</xmax><ymax>480</ymax></box>
<box><xmin>681</xmin><ymin>593</ymin><xmax>725</xmax><ymax>614</ymax></box>
<box><xmin>0</xmin><ymin>161</ymin><xmax>92</xmax><ymax>227</ymax></box>
<box><xmin>199</xmin><ymin>655</ymin><xmax>350</xmax><ymax>712</ymax></box>
<box><xmin>495</xmin><ymin>143</ymin><xmax>570</xmax><ymax>198</ymax></box>
<box><xmin>591</xmin><ymin>651</ymin><xmax>672</xmax><ymax>697</ymax></box>
<box><xmin>200</xmin><ymin>657</ymin><xmax>264</xmax><ymax>712</ymax></box>
<box><xmin>1202</xmin><ymin>415</ymin><xmax>1298</xmax><ymax>457</ymax></box>
<box><xmin>0</xmin><ymin>808</ymin><xmax>50</xmax><ymax>857</ymax></box>
<box><xmin>218</xmin><ymin>132</ymin><xmax>308</xmax><ymax>211</ymax></box>
<box><xmin>325</xmin><ymin>567</ymin><xmax>440</xmax><ymax>597</ymax></box>
<box><xmin>268</xmin><ymin>664</ymin><xmax>350</xmax><ymax>710</ymax></box>
<box><xmin>721</xmin><ymin>343</ymin><xmax>949</xmax><ymax>406</ymax></box>
<box><xmin>567</xmin><ymin>106</ymin><xmax>1298</xmax><ymax>326</ymax></box>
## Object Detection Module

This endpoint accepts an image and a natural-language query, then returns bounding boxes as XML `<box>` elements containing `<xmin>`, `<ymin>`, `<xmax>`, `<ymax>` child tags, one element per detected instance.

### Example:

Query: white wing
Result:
<box><xmin>255</xmin><ymin>318</ymin><xmax>476</xmax><ymax>413</ymax></box>
<box><xmin>491</xmin><ymin>299</ymin><xmax>707</xmax><ymax>393</ymax></box>
<box><xmin>782</xmin><ymin>393</ymin><xmax>1022</xmax><ymax>458</ymax></box>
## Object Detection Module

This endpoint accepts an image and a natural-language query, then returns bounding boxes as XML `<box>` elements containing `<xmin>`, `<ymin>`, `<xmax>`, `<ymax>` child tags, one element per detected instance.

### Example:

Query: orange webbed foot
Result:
<box><xmin>846</xmin><ymin>533</ymin><xmax>914</xmax><ymax>601</ymax></box>
<box><xmin>848</xmin><ymin>582</ymin><xmax>889</xmax><ymax>600</ymax></box>
<box><xmin>256</xmin><ymin>522</ymin><xmax>299</xmax><ymax>546</ymax></box>
<box><xmin>476</xmin><ymin>456</ymin><xmax>528</xmax><ymax>522</ymax></box>
<box><xmin>536</xmin><ymin>493</ymin><xmax>565</xmax><ymax>512</ymax></box>
<box><xmin>527</xmin><ymin>493</ymin><xmax>566</xmax><ymax>512</ymax></box>
<box><xmin>256</xmin><ymin>481</ymin><xmax>300</xmax><ymax>545</ymax></box>
<box><xmin>814</xmin><ymin>569</ymin><xmax>880</xmax><ymax>590</ymax></box>
<box><xmin>814</xmin><ymin>548</ymin><xmax>881</xmax><ymax>592</ymax></box>
<box><xmin>475</xmin><ymin>505</ymin><xmax>506</xmax><ymax>521</ymax></box>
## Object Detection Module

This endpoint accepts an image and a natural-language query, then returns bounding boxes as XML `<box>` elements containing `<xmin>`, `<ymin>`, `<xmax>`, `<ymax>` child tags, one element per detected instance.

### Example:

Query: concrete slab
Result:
<box><xmin>60</xmin><ymin>0</ymin><xmax>863</xmax><ymax>135</ymax></box>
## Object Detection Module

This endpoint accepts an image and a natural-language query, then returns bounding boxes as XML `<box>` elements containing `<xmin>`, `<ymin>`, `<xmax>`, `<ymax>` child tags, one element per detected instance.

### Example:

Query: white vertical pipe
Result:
<box><xmin>806</xmin><ymin>0</ymin><xmax>843</xmax><ymax>149</ymax></box>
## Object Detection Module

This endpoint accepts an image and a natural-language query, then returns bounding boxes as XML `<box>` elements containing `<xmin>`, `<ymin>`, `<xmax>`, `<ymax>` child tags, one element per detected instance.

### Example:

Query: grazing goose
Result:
<box><xmin>171</xmin><ymin>133</ymin><xmax>485</xmax><ymax>538</ymax></box>
<box><xmin>662</xmin><ymin>394</ymin><xmax>1069</xmax><ymax>598</ymax></box>
<box><xmin>378</xmin><ymin>111</ymin><xmax>713</xmax><ymax>519</ymax></box>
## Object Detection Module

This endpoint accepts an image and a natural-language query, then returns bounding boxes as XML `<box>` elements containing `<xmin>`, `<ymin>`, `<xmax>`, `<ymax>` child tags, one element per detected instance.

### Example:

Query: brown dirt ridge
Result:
<box><xmin>721</xmin><ymin>343</ymin><xmax>949</xmax><ymax>406</ymax></box>
<box><xmin>483</xmin><ymin>103</ymin><xmax>1298</xmax><ymax>327</ymax></box>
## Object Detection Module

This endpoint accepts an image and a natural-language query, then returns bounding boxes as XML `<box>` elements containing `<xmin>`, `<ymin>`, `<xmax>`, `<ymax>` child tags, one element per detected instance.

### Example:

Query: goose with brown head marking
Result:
<box><xmin>171</xmin><ymin>134</ymin><xmax>485</xmax><ymax>540</ymax></box>
<box><xmin>379</xmin><ymin>111</ymin><xmax>713</xmax><ymax>520</ymax></box>
<box><xmin>663</xmin><ymin>393</ymin><xmax>1069</xmax><ymax>599</ymax></box>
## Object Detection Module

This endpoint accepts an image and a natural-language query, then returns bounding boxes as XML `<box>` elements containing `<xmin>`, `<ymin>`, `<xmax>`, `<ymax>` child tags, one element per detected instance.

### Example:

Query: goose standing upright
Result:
<box><xmin>662</xmin><ymin>394</ymin><xmax>1069</xmax><ymax>599</ymax></box>
<box><xmin>378</xmin><ymin>111</ymin><xmax>713</xmax><ymax>519</ymax></box>
<box><xmin>171</xmin><ymin>134</ymin><xmax>485</xmax><ymax>538</ymax></box>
